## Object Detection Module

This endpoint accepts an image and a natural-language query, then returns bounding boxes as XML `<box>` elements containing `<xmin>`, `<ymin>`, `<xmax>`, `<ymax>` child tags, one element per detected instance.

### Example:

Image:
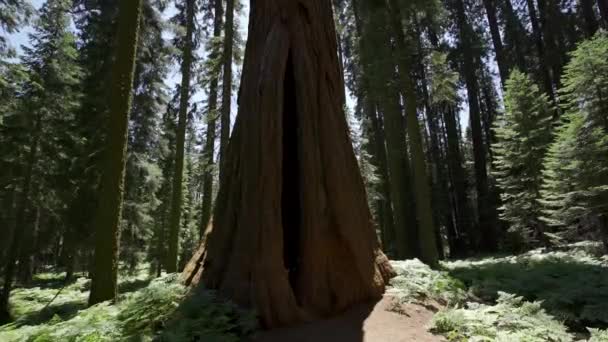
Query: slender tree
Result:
<box><xmin>219</xmin><ymin>0</ymin><xmax>235</xmax><ymax>180</ymax></box>
<box><xmin>199</xmin><ymin>0</ymin><xmax>224</xmax><ymax>240</ymax></box>
<box><xmin>88</xmin><ymin>0</ymin><xmax>143</xmax><ymax>306</ymax></box>
<box><xmin>482</xmin><ymin>0</ymin><xmax>509</xmax><ymax>86</ymax></box>
<box><xmin>387</xmin><ymin>0</ymin><xmax>439</xmax><ymax>266</ymax></box>
<box><xmin>451</xmin><ymin>0</ymin><xmax>498</xmax><ymax>251</ymax></box>
<box><xmin>166</xmin><ymin>0</ymin><xmax>196</xmax><ymax>272</ymax></box>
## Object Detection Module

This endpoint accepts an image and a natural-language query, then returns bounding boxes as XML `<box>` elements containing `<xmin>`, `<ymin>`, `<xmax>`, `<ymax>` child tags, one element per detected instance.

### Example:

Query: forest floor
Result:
<box><xmin>1</xmin><ymin>241</ymin><xmax>608</xmax><ymax>341</ymax></box>
<box><xmin>252</xmin><ymin>296</ymin><xmax>442</xmax><ymax>342</ymax></box>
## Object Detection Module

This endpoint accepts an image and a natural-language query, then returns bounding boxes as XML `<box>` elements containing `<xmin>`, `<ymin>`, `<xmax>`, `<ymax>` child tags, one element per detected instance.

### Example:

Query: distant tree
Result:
<box><xmin>218</xmin><ymin>0</ymin><xmax>237</xmax><ymax>180</ymax></box>
<box><xmin>492</xmin><ymin>70</ymin><xmax>553</xmax><ymax>247</ymax></box>
<box><xmin>541</xmin><ymin>33</ymin><xmax>608</xmax><ymax>247</ymax></box>
<box><xmin>198</xmin><ymin>0</ymin><xmax>223</xmax><ymax>244</ymax></box>
<box><xmin>387</xmin><ymin>0</ymin><xmax>439</xmax><ymax>266</ymax></box>
<box><xmin>88</xmin><ymin>0</ymin><xmax>143</xmax><ymax>306</ymax></box>
<box><xmin>121</xmin><ymin>0</ymin><xmax>171</xmax><ymax>273</ymax></box>
<box><xmin>166</xmin><ymin>0</ymin><xmax>196</xmax><ymax>273</ymax></box>
<box><xmin>450</xmin><ymin>0</ymin><xmax>499</xmax><ymax>251</ymax></box>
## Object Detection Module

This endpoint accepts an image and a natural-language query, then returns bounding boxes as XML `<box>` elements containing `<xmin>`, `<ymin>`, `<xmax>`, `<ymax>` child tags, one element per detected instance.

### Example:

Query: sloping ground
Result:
<box><xmin>253</xmin><ymin>295</ymin><xmax>443</xmax><ymax>342</ymax></box>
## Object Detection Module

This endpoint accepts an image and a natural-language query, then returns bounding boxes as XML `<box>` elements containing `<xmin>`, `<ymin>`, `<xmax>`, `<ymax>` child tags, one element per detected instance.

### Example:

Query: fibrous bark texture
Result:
<box><xmin>88</xmin><ymin>0</ymin><xmax>142</xmax><ymax>306</ymax></box>
<box><xmin>182</xmin><ymin>0</ymin><xmax>394</xmax><ymax>328</ymax></box>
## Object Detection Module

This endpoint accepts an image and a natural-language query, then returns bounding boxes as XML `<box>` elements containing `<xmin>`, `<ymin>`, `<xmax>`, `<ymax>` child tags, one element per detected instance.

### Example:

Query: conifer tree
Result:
<box><xmin>1</xmin><ymin>0</ymin><xmax>82</xmax><ymax>322</ymax></box>
<box><xmin>492</xmin><ymin>70</ymin><xmax>553</xmax><ymax>246</ymax></box>
<box><xmin>541</xmin><ymin>33</ymin><xmax>608</xmax><ymax>246</ymax></box>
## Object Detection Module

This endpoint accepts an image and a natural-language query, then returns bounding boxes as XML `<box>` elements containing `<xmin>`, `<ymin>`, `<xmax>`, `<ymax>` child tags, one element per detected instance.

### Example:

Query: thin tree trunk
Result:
<box><xmin>580</xmin><ymin>0</ymin><xmax>599</xmax><ymax>37</ymax></box>
<box><xmin>599</xmin><ymin>0</ymin><xmax>608</xmax><ymax>29</ymax></box>
<box><xmin>387</xmin><ymin>0</ymin><xmax>439</xmax><ymax>266</ymax></box>
<box><xmin>453</xmin><ymin>0</ymin><xmax>498</xmax><ymax>252</ymax></box>
<box><xmin>88</xmin><ymin>0</ymin><xmax>142</xmax><ymax>306</ymax></box>
<box><xmin>167</xmin><ymin>0</ymin><xmax>196</xmax><ymax>272</ymax></box>
<box><xmin>199</xmin><ymin>0</ymin><xmax>224</xmax><ymax>241</ymax></box>
<box><xmin>526</xmin><ymin>0</ymin><xmax>556</xmax><ymax>103</ymax></box>
<box><xmin>18</xmin><ymin>204</ymin><xmax>40</xmax><ymax>285</ymax></box>
<box><xmin>219</xmin><ymin>0</ymin><xmax>235</xmax><ymax>182</ymax></box>
<box><xmin>442</xmin><ymin>105</ymin><xmax>470</xmax><ymax>257</ymax></box>
<box><xmin>503</xmin><ymin>0</ymin><xmax>527</xmax><ymax>72</ymax></box>
<box><xmin>482</xmin><ymin>0</ymin><xmax>510</xmax><ymax>87</ymax></box>
<box><xmin>369</xmin><ymin>107</ymin><xmax>396</xmax><ymax>254</ymax></box>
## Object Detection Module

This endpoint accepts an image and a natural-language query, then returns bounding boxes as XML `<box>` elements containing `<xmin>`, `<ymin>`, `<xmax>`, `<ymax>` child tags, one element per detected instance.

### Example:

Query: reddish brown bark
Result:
<box><xmin>181</xmin><ymin>0</ymin><xmax>393</xmax><ymax>328</ymax></box>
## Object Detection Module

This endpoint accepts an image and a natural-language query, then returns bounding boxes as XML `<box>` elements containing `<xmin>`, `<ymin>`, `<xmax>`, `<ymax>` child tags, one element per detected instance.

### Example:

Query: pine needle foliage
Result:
<box><xmin>491</xmin><ymin>70</ymin><xmax>554</xmax><ymax>246</ymax></box>
<box><xmin>540</xmin><ymin>33</ymin><xmax>608</xmax><ymax>245</ymax></box>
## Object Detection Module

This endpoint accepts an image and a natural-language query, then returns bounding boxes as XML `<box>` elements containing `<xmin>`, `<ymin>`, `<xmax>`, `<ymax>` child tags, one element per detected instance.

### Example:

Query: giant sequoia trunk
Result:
<box><xmin>181</xmin><ymin>0</ymin><xmax>394</xmax><ymax>328</ymax></box>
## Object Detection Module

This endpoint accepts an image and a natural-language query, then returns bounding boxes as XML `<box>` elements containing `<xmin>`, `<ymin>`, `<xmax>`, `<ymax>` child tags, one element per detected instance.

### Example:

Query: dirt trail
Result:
<box><xmin>253</xmin><ymin>295</ymin><xmax>444</xmax><ymax>342</ymax></box>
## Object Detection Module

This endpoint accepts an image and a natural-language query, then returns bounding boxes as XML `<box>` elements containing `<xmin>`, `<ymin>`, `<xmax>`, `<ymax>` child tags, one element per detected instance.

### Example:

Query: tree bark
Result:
<box><xmin>219</xmin><ymin>0</ymin><xmax>235</xmax><ymax>181</ymax></box>
<box><xmin>167</xmin><ymin>0</ymin><xmax>196</xmax><ymax>272</ymax></box>
<box><xmin>88</xmin><ymin>0</ymin><xmax>142</xmax><ymax>306</ymax></box>
<box><xmin>181</xmin><ymin>0</ymin><xmax>394</xmax><ymax>328</ymax></box>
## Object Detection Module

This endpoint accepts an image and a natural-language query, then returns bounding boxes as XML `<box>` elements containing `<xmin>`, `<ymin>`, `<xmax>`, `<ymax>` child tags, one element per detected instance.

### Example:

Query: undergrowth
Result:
<box><xmin>0</xmin><ymin>272</ymin><xmax>257</xmax><ymax>341</ymax></box>
<box><xmin>443</xmin><ymin>241</ymin><xmax>608</xmax><ymax>330</ymax></box>
<box><xmin>390</xmin><ymin>242</ymin><xmax>608</xmax><ymax>341</ymax></box>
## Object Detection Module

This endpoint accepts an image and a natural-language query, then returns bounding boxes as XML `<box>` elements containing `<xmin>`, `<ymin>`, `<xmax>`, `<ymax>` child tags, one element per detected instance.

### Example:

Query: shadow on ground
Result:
<box><xmin>446</xmin><ymin>253</ymin><xmax>608</xmax><ymax>330</ymax></box>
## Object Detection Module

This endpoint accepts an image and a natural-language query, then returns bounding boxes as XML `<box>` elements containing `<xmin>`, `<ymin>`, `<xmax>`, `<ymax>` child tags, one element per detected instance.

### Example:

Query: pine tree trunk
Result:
<box><xmin>369</xmin><ymin>108</ymin><xmax>396</xmax><ymax>254</ymax></box>
<box><xmin>537</xmin><ymin>0</ymin><xmax>564</xmax><ymax>89</ymax></box>
<box><xmin>387</xmin><ymin>0</ymin><xmax>439</xmax><ymax>266</ymax></box>
<box><xmin>453</xmin><ymin>0</ymin><xmax>498</xmax><ymax>252</ymax></box>
<box><xmin>503</xmin><ymin>0</ymin><xmax>528</xmax><ymax>72</ymax></box>
<box><xmin>181</xmin><ymin>0</ymin><xmax>394</xmax><ymax>328</ymax></box>
<box><xmin>443</xmin><ymin>106</ymin><xmax>471</xmax><ymax>257</ymax></box>
<box><xmin>200</xmin><ymin>0</ymin><xmax>224</xmax><ymax>241</ymax></box>
<box><xmin>166</xmin><ymin>0</ymin><xmax>196</xmax><ymax>272</ymax></box>
<box><xmin>482</xmin><ymin>0</ymin><xmax>510</xmax><ymax>86</ymax></box>
<box><xmin>219</xmin><ymin>0</ymin><xmax>235</xmax><ymax>181</ymax></box>
<box><xmin>88</xmin><ymin>0</ymin><xmax>142</xmax><ymax>306</ymax></box>
<box><xmin>18</xmin><ymin>204</ymin><xmax>40</xmax><ymax>285</ymax></box>
<box><xmin>526</xmin><ymin>0</ymin><xmax>556</xmax><ymax>103</ymax></box>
